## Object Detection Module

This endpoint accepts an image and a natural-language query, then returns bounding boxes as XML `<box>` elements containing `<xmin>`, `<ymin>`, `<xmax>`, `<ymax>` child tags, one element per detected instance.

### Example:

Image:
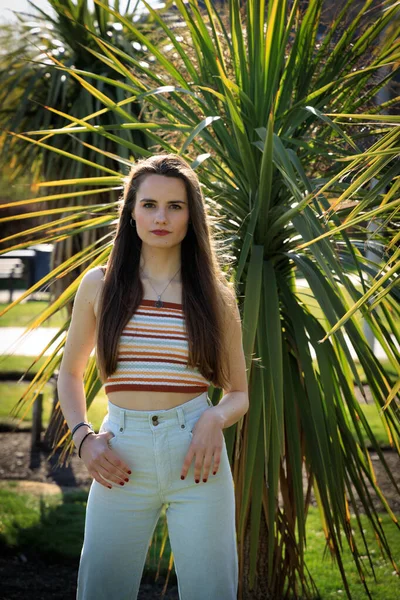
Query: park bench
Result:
<box><xmin>0</xmin><ymin>257</ymin><xmax>25</xmax><ymax>302</ymax></box>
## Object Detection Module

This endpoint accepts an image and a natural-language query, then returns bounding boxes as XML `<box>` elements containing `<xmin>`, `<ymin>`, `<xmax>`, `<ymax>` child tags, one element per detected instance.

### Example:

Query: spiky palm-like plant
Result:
<box><xmin>1</xmin><ymin>0</ymin><xmax>399</xmax><ymax>598</ymax></box>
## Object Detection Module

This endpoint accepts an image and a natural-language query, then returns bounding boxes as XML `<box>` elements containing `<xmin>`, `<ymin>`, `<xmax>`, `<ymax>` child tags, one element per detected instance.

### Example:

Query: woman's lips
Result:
<box><xmin>151</xmin><ymin>231</ymin><xmax>170</xmax><ymax>236</ymax></box>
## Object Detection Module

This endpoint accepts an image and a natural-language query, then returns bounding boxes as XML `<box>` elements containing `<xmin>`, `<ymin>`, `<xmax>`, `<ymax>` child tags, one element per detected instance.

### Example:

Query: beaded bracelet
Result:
<box><xmin>71</xmin><ymin>421</ymin><xmax>93</xmax><ymax>438</ymax></box>
<box><xmin>78</xmin><ymin>431</ymin><xmax>95</xmax><ymax>459</ymax></box>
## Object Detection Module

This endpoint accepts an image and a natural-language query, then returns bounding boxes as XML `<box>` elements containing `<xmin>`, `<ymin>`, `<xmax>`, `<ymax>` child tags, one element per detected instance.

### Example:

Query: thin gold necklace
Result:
<box><xmin>140</xmin><ymin>266</ymin><xmax>181</xmax><ymax>308</ymax></box>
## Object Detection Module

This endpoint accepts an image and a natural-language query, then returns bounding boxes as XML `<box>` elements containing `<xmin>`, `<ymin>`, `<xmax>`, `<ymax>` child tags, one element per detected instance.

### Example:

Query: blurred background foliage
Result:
<box><xmin>0</xmin><ymin>0</ymin><xmax>179</xmax><ymax>292</ymax></box>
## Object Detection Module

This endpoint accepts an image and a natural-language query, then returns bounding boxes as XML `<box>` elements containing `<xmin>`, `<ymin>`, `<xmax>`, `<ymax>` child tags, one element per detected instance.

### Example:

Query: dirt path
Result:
<box><xmin>0</xmin><ymin>432</ymin><xmax>92</xmax><ymax>489</ymax></box>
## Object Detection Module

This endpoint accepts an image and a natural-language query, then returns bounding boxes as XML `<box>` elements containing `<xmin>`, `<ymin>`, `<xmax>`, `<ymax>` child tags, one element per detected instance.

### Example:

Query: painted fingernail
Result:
<box><xmin>203</xmin><ymin>478</ymin><xmax>207</xmax><ymax>483</ymax></box>
<box><xmin>120</xmin><ymin>481</ymin><xmax>125</xmax><ymax>486</ymax></box>
<box><xmin>108</xmin><ymin>486</ymin><xmax>112</xmax><ymax>489</ymax></box>
<box><xmin>213</xmin><ymin>471</ymin><xmax>217</xmax><ymax>475</ymax></box>
<box><xmin>124</xmin><ymin>478</ymin><xmax>129</xmax><ymax>482</ymax></box>
<box><xmin>180</xmin><ymin>475</ymin><xmax>185</xmax><ymax>480</ymax></box>
<box><xmin>127</xmin><ymin>470</ymin><xmax>132</xmax><ymax>474</ymax></box>
<box><xmin>195</xmin><ymin>479</ymin><xmax>199</xmax><ymax>483</ymax></box>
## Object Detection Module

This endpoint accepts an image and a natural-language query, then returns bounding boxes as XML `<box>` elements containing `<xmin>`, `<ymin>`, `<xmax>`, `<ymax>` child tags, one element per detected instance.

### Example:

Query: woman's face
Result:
<box><xmin>132</xmin><ymin>174</ymin><xmax>190</xmax><ymax>248</ymax></box>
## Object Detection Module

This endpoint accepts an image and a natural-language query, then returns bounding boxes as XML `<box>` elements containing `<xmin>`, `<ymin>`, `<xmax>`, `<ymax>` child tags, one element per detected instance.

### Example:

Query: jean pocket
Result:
<box><xmin>107</xmin><ymin>431</ymin><xmax>118</xmax><ymax>448</ymax></box>
<box><xmin>185</xmin><ymin>415</ymin><xmax>200</xmax><ymax>440</ymax></box>
<box><xmin>186</xmin><ymin>403</ymin><xmax>209</xmax><ymax>435</ymax></box>
<box><xmin>100</xmin><ymin>416</ymin><xmax>120</xmax><ymax>448</ymax></box>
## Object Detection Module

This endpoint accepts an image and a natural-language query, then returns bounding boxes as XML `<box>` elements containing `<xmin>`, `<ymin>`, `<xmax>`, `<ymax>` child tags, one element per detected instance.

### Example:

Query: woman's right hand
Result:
<box><xmin>78</xmin><ymin>431</ymin><xmax>132</xmax><ymax>489</ymax></box>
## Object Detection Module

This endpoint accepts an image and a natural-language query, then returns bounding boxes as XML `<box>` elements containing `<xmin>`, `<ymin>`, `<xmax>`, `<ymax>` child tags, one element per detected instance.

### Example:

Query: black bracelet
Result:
<box><xmin>78</xmin><ymin>431</ymin><xmax>95</xmax><ymax>459</ymax></box>
<box><xmin>71</xmin><ymin>421</ymin><xmax>93</xmax><ymax>437</ymax></box>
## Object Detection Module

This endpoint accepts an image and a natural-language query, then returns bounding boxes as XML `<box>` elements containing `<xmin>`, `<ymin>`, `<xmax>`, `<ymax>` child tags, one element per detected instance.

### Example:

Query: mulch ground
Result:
<box><xmin>0</xmin><ymin>551</ymin><xmax>179</xmax><ymax>600</ymax></box>
<box><xmin>0</xmin><ymin>549</ymin><xmax>179</xmax><ymax>600</ymax></box>
<box><xmin>0</xmin><ymin>431</ymin><xmax>399</xmax><ymax>599</ymax></box>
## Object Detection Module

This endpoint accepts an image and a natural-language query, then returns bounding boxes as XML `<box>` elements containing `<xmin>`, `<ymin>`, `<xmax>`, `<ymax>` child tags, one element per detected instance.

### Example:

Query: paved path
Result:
<box><xmin>0</xmin><ymin>327</ymin><xmax>62</xmax><ymax>357</ymax></box>
<box><xmin>1</xmin><ymin>283</ymin><xmax>398</xmax><ymax>360</ymax></box>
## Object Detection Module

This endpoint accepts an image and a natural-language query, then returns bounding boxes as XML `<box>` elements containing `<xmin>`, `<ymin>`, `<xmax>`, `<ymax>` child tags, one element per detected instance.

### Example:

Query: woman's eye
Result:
<box><xmin>143</xmin><ymin>203</ymin><xmax>181</xmax><ymax>209</ymax></box>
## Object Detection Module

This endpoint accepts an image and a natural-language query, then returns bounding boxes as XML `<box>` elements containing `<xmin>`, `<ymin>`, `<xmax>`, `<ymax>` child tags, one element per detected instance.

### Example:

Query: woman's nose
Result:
<box><xmin>155</xmin><ymin>211</ymin><xmax>167</xmax><ymax>222</ymax></box>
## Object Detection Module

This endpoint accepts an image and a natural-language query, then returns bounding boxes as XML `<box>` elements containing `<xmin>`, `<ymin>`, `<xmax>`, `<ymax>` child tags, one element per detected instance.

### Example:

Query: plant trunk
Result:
<box><xmin>240</xmin><ymin>504</ymin><xmax>273</xmax><ymax>600</ymax></box>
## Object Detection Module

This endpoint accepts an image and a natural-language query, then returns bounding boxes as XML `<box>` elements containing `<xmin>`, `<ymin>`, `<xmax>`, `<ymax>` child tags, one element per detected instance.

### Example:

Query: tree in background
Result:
<box><xmin>1</xmin><ymin>0</ymin><xmax>399</xmax><ymax>598</ymax></box>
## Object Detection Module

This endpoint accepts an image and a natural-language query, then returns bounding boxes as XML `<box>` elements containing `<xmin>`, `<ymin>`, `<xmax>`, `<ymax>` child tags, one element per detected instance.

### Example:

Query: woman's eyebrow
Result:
<box><xmin>139</xmin><ymin>198</ymin><xmax>187</xmax><ymax>204</ymax></box>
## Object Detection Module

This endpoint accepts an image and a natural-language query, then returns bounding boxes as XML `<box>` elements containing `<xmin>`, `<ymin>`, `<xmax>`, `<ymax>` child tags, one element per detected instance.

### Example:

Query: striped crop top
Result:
<box><xmin>104</xmin><ymin>299</ymin><xmax>211</xmax><ymax>394</ymax></box>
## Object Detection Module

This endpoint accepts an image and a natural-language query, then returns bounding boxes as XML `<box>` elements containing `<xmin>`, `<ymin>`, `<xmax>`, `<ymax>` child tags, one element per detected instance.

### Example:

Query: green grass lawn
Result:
<box><xmin>0</xmin><ymin>354</ymin><xmax>48</xmax><ymax>374</ymax></box>
<box><xmin>0</xmin><ymin>301</ymin><xmax>68</xmax><ymax>328</ymax></box>
<box><xmin>0</xmin><ymin>484</ymin><xmax>398</xmax><ymax>599</ymax></box>
<box><xmin>302</xmin><ymin>508</ymin><xmax>400</xmax><ymax>599</ymax></box>
<box><xmin>0</xmin><ymin>381</ymin><xmax>109</xmax><ymax>432</ymax></box>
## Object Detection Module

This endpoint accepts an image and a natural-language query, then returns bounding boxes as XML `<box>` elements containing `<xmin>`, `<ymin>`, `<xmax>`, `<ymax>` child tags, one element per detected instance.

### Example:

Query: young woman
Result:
<box><xmin>58</xmin><ymin>153</ymin><xmax>249</xmax><ymax>600</ymax></box>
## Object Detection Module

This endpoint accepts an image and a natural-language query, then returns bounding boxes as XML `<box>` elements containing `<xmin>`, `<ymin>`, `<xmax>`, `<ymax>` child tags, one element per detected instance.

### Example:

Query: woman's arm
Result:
<box><xmin>57</xmin><ymin>267</ymin><xmax>131</xmax><ymax>488</ymax></box>
<box><xmin>57</xmin><ymin>267</ymin><xmax>103</xmax><ymax>449</ymax></box>
<box><xmin>179</xmin><ymin>295</ymin><xmax>249</xmax><ymax>482</ymax></box>
<box><xmin>210</xmin><ymin>297</ymin><xmax>249</xmax><ymax>429</ymax></box>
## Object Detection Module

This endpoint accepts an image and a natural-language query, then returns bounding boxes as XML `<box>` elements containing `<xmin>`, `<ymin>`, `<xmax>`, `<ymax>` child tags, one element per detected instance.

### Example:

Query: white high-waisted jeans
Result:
<box><xmin>76</xmin><ymin>391</ymin><xmax>238</xmax><ymax>599</ymax></box>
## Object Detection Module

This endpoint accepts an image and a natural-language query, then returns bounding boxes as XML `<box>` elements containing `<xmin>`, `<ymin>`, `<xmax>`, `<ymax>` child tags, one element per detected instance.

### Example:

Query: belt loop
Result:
<box><xmin>176</xmin><ymin>406</ymin><xmax>186</xmax><ymax>429</ymax></box>
<box><xmin>119</xmin><ymin>409</ymin><xmax>125</xmax><ymax>432</ymax></box>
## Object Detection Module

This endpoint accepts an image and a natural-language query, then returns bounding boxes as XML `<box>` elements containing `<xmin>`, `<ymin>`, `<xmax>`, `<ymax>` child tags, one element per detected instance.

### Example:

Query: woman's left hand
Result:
<box><xmin>181</xmin><ymin>409</ymin><xmax>225</xmax><ymax>483</ymax></box>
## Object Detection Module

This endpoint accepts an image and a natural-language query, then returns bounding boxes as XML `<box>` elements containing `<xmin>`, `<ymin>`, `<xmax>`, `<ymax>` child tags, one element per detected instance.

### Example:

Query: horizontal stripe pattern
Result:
<box><xmin>104</xmin><ymin>299</ymin><xmax>210</xmax><ymax>394</ymax></box>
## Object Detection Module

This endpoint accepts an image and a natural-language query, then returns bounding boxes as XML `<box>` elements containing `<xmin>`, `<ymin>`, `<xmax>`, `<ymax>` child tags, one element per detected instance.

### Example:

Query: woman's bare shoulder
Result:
<box><xmin>82</xmin><ymin>265</ymin><xmax>105</xmax><ymax>282</ymax></box>
<box><xmin>80</xmin><ymin>266</ymin><xmax>105</xmax><ymax>291</ymax></box>
<box><xmin>77</xmin><ymin>266</ymin><xmax>105</xmax><ymax>316</ymax></box>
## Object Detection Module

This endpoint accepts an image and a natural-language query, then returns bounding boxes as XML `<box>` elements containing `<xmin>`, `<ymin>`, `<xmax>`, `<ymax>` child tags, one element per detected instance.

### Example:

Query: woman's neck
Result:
<box><xmin>139</xmin><ymin>246</ymin><xmax>181</xmax><ymax>283</ymax></box>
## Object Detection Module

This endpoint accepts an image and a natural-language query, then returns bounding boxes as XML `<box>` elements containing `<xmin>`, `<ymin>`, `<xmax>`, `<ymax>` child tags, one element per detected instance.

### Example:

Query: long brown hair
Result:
<box><xmin>96</xmin><ymin>153</ymin><xmax>237</xmax><ymax>390</ymax></box>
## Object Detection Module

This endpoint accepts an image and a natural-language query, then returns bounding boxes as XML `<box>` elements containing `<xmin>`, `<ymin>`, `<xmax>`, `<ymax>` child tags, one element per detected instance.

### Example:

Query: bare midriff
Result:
<box><xmin>106</xmin><ymin>390</ymin><xmax>206</xmax><ymax>410</ymax></box>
